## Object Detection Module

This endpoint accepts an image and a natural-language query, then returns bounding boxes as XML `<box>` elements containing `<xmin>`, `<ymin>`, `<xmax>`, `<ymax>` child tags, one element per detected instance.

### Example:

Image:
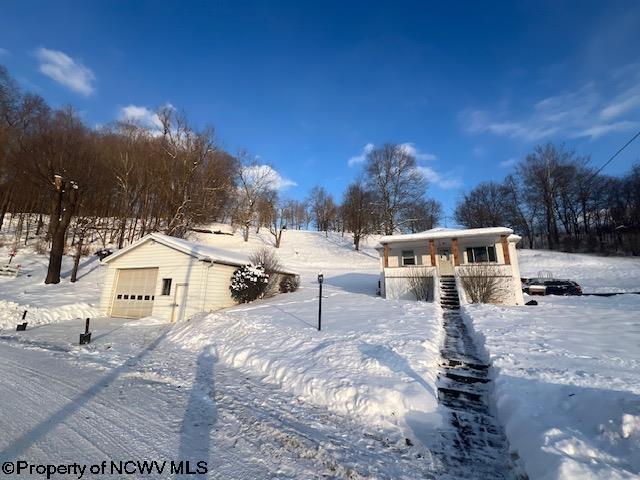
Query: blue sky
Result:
<box><xmin>2</xmin><ymin>0</ymin><xmax>639</xmax><ymax>221</ymax></box>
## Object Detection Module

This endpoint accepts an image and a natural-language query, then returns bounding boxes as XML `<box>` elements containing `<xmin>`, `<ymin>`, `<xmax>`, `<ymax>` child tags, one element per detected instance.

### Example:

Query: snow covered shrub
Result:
<box><xmin>279</xmin><ymin>274</ymin><xmax>299</xmax><ymax>293</ymax></box>
<box><xmin>250</xmin><ymin>247</ymin><xmax>283</xmax><ymax>297</ymax></box>
<box><xmin>457</xmin><ymin>265</ymin><xmax>506</xmax><ymax>304</ymax></box>
<box><xmin>229</xmin><ymin>264</ymin><xmax>270</xmax><ymax>303</ymax></box>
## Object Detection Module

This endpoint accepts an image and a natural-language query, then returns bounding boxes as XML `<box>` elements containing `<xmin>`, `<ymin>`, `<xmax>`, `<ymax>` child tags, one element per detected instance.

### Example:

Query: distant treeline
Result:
<box><xmin>2</xmin><ymin>62</ymin><xmax>638</xmax><ymax>286</ymax></box>
<box><xmin>0</xmin><ymin>64</ymin><xmax>442</xmax><ymax>283</ymax></box>
<box><xmin>454</xmin><ymin>143</ymin><xmax>640</xmax><ymax>255</ymax></box>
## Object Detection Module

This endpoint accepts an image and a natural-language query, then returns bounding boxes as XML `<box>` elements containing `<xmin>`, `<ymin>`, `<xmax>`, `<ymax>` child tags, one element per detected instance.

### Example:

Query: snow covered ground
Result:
<box><xmin>1</xmin><ymin>225</ymin><xmax>639</xmax><ymax>479</ymax></box>
<box><xmin>0</xmin><ymin>314</ymin><xmax>447</xmax><ymax>479</ymax></box>
<box><xmin>0</xmin><ymin>242</ymin><xmax>103</xmax><ymax>329</ymax></box>
<box><xmin>0</xmin><ymin>228</ymin><xmax>451</xmax><ymax>478</ymax></box>
<box><xmin>464</xmin><ymin>279</ymin><xmax>640</xmax><ymax>477</ymax></box>
<box><xmin>519</xmin><ymin>249</ymin><xmax>640</xmax><ymax>293</ymax></box>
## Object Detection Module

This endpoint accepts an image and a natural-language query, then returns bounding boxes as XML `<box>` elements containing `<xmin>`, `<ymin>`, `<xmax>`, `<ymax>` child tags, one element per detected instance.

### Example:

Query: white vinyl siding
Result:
<box><xmin>203</xmin><ymin>263</ymin><xmax>237</xmax><ymax>310</ymax></box>
<box><xmin>100</xmin><ymin>240</ymin><xmax>234</xmax><ymax>322</ymax></box>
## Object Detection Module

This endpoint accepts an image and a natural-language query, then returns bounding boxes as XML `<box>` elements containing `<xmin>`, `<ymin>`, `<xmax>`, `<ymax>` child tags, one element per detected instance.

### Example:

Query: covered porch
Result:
<box><xmin>380</xmin><ymin>231</ymin><xmax>514</xmax><ymax>275</ymax></box>
<box><xmin>377</xmin><ymin>227</ymin><xmax>524</xmax><ymax>305</ymax></box>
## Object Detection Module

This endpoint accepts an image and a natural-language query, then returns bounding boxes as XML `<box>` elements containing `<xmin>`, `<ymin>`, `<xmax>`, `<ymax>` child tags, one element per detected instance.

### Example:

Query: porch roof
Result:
<box><xmin>377</xmin><ymin>227</ymin><xmax>518</xmax><ymax>247</ymax></box>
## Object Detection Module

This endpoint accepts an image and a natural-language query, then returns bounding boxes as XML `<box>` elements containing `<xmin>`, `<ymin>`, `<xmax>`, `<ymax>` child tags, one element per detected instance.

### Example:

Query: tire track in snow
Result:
<box><xmin>0</xmin><ymin>334</ymin><xmax>440</xmax><ymax>478</ymax></box>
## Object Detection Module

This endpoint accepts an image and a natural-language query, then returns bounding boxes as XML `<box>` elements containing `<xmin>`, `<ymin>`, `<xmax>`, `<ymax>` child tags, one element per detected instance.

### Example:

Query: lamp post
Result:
<box><xmin>317</xmin><ymin>273</ymin><xmax>324</xmax><ymax>331</ymax></box>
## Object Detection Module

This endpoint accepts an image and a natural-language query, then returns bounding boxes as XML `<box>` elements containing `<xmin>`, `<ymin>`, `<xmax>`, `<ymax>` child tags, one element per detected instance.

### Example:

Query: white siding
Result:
<box><xmin>100</xmin><ymin>240</ymin><xmax>209</xmax><ymax>322</ymax></box>
<box><xmin>386</xmin><ymin>245</ymin><xmax>431</xmax><ymax>267</ymax></box>
<box><xmin>383</xmin><ymin>266</ymin><xmax>436</xmax><ymax>300</ymax></box>
<box><xmin>203</xmin><ymin>263</ymin><xmax>237</xmax><ymax>311</ymax></box>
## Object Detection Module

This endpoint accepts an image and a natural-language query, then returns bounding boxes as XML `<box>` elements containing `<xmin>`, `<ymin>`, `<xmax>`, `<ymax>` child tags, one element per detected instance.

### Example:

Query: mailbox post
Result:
<box><xmin>317</xmin><ymin>273</ymin><xmax>324</xmax><ymax>331</ymax></box>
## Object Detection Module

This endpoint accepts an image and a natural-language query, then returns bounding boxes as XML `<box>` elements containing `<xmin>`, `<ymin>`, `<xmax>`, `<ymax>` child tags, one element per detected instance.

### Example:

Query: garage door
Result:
<box><xmin>110</xmin><ymin>268</ymin><xmax>159</xmax><ymax>318</ymax></box>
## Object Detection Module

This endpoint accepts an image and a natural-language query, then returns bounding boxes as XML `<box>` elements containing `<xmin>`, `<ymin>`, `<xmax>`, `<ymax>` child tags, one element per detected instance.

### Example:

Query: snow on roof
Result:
<box><xmin>379</xmin><ymin>226</ymin><xmax>515</xmax><ymax>244</ymax></box>
<box><xmin>103</xmin><ymin>233</ymin><xmax>297</xmax><ymax>274</ymax></box>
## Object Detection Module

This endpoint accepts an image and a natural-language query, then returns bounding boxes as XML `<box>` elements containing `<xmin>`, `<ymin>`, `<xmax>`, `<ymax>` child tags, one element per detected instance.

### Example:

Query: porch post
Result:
<box><xmin>451</xmin><ymin>238</ymin><xmax>460</xmax><ymax>266</ymax></box>
<box><xmin>383</xmin><ymin>243</ymin><xmax>389</xmax><ymax>268</ymax></box>
<box><xmin>429</xmin><ymin>239</ymin><xmax>436</xmax><ymax>266</ymax></box>
<box><xmin>501</xmin><ymin>234</ymin><xmax>511</xmax><ymax>265</ymax></box>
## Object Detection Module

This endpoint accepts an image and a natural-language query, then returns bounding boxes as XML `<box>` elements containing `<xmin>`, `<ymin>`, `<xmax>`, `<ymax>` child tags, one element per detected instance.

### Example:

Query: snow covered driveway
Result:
<box><xmin>464</xmin><ymin>294</ymin><xmax>640</xmax><ymax>479</ymax></box>
<box><xmin>0</xmin><ymin>316</ymin><xmax>441</xmax><ymax>479</ymax></box>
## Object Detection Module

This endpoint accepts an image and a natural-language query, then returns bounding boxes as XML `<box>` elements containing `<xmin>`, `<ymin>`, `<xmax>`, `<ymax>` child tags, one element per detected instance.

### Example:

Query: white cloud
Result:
<box><xmin>347</xmin><ymin>143</ymin><xmax>374</xmax><ymax>167</ymax></box>
<box><xmin>399</xmin><ymin>142</ymin><xmax>437</xmax><ymax>161</ymax></box>
<box><xmin>241</xmin><ymin>164</ymin><xmax>297</xmax><ymax>191</ymax></box>
<box><xmin>348</xmin><ymin>142</ymin><xmax>436</xmax><ymax>167</ymax></box>
<box><xmin>462</xmin><ymin>64</ymin><xmax>640</xmax><ymax>141</ymax></box>
<box><xmin>601</xmin><ymin>94</ymin><xmax>640</xmax><ymax>120</ymax></box>
<box><xmin>119</xmin><ymin>105</ymin><xmax>164</xmax><ymax>131</ymax></box>
<box><xmin>499</xmin><ymin>157</ymin><xmax>518</xmax><ymax>168</ymax></box>
<box><xmin>577</xmin><ymin>121</ymin><xmax>639</xmax><ymax>139</ymax></box>
<box><xmin>34</xmin><ymin>48</ymin><xmax>95</xmax><ymax>96</ymax></box>
<box><xmin>415</xmin><ymin>166</ymin><xmax>462</xmax><ymax>189</ymax></box>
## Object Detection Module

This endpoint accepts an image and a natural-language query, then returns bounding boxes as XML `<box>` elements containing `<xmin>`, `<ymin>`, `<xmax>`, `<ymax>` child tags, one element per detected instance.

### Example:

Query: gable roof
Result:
<box><xmin>103</xmin><ymin>233</ymin><xmax>297</xmax><ymax>274</ymax></box>
<box><xmin>379</xmin><ymin>227</ymin><xmax>516</xmax><ymax>245</ymax></box>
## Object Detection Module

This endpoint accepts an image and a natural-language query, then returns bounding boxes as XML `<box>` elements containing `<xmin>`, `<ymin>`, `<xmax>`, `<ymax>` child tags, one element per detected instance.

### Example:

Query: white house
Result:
<box><xmin>376</xmin><ymin>227</ymin><xmax>525</xmax><ymax>305</ymax></box>
<box><xmin>99</xmin><ymin>233</ymin><xmax>296</xmax><ymax>322</ymax></box>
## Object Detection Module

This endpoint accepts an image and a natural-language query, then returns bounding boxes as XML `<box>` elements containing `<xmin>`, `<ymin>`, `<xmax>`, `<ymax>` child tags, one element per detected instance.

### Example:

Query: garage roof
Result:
<box><xmin>103</xmin><ymin>233</ymin><xmax>298</xmax><ymax>274</ymax></box>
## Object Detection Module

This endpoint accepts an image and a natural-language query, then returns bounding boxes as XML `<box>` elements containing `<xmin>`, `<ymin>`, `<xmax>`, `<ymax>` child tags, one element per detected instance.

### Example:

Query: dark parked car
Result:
<box><xmin>522</xmin><ymin>278</ymin><xmax>582</xmax><ymax>296</ymax></box>
<box><xmin>94</xmin><ymin>248</ymin><xmax>114</xmax><ymax>261</ymax></box>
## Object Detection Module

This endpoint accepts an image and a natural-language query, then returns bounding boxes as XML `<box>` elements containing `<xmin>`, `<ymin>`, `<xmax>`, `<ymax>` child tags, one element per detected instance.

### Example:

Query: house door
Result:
<box><xmin>438</xmin><ymin>249</ymin><xmax>454</xmax><ymax>276</ymax></box>
<box><xmin>171</xmin><ymin>283</ymin><xmax>189</xmax><ymax>323</ymax></box>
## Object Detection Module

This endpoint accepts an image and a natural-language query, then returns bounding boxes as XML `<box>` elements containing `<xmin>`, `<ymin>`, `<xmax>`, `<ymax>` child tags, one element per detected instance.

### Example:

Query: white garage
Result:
<box><xmin>99</xmin><ymin>233</ymin><xmax>295</xmax><ymax>323</ymax></box>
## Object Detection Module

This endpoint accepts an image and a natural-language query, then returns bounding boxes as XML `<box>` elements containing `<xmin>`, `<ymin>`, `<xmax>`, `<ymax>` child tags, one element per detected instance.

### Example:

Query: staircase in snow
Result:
<box><xmin>432</xmin><ymin>275</ymin><xmax>528</xmax><ymax>479</ymax></box>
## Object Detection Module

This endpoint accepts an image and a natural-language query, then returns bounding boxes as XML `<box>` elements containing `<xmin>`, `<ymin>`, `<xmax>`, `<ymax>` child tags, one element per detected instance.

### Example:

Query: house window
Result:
<box><xmin>402</xmin><ymin>250</ymin><xmax>416</xmax><ymax>266</ymax></box>
<box><xmin>161</xmin><ymin>278</ymin><xmax>172</xmax><ymax>296</ymax></box>
<box><xmin>466</xmin><ymin>246</ymin><xmax>497</xmax><ymax>263</ymax></box>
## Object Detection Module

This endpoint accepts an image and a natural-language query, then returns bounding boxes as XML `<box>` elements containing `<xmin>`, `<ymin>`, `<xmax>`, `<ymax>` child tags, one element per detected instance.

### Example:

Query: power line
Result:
<box><xmin>588</xmin><ymin>128</ymin><xmax>640</xmax><ymax>182</ymax></box>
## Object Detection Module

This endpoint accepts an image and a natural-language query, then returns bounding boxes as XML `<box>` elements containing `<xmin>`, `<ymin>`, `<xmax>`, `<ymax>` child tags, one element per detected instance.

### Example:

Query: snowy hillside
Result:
<box><xmin>0</xmin><ymin>228</ymin><xmax>449</xmax><ymax>478</ymax></box>
<box><xmin>1</xmin><ymin>227</ymin><xmax>639</xmax><ymax>479</ymax></box>
<box><xmin>519</xmin><ymin>249</ymin><xmax>640</xmax><ymax>293</ymax></box>
<box><xmin>464</xmin><ymin>290</ymin><xmax>640</xmax><ymax>477</ymax></box>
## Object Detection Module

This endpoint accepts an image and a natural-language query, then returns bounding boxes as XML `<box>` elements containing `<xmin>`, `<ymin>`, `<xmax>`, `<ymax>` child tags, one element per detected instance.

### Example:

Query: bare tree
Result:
<box><xmin>454</xmin><ymin>181</ymin><xmax>509</xmax><ymax>228</ymax></box>
<box><xmin>341</xmin><ymin>181</ymin><xmax>374</xmax><ymax>250</ymax></box>
<box><xmin>365</xmin><ymin>144</ymin><xmax>427</xmax><ymax>235</ymax></box>
<box><xmin>404</xmin><ymin>198</ymin><xmax>442</xmax><ymax>233</ymax></box>
<box><xmin>45</xmin><ymin>175</ymin><xmax>79</xmax><ymax>284</ymax></box>
<box><xmin>517</xmin><ymin>143</ymin><xmax>577</xmax><ymax>250</ymax></box>
<box><xmin>235</xmin><ymin>154</ymin><xmax>278</xmax><ymax>242</ymax></box>
<box><xmin>70</xmin><ymin>216</ymin><xmax>94</xmax><ymax>283</ymax></box>
<box><xmin>308</xmin><ymin>186</ymin><xmax>337</xmax><ymax>235</ymax></box>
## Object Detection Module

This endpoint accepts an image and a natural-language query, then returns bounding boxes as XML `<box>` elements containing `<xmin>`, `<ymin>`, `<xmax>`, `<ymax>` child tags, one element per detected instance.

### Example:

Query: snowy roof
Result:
<box><xmin>379</xmin><ymin>227</ymin><xmax>516</xmax><ymax>245</ymax></box>
<box><xmin>103</xmin><ymin>233</ymin><xmax>297</xmax><ymax>274</ymax></box>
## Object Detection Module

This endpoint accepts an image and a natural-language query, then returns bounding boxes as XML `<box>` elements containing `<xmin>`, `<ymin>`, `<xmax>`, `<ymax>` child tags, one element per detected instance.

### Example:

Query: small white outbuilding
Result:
<box><xmin>99</xmin><ymin>233</ymin><xmax>295</xmax><ymax>322</ymax></box>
